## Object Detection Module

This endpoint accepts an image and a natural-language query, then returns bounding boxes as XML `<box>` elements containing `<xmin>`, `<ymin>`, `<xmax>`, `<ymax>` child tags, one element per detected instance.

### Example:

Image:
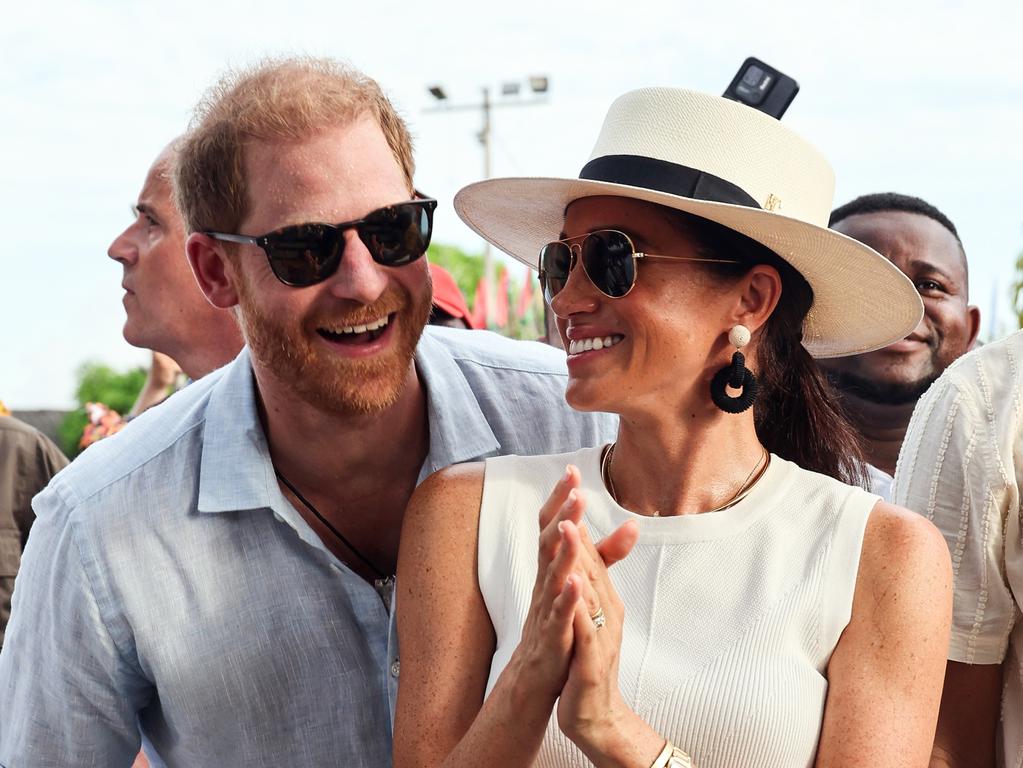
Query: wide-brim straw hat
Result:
<box><xmin>454</xmin><ymin>88</ymin><xmax>922</xmax><ymax>358</ymax></box>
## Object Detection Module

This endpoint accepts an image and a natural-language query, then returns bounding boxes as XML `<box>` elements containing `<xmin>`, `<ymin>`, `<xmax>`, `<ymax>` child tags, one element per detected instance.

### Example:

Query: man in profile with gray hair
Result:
<box><xmin>107</xmin><ymin>138</ymin><xmax>244</xmax><ymax>383</ymax></box>
<box><xmin>0</xmin><ymin>57</ymin><xmax>613</xmax><ymax>766</ymax></box>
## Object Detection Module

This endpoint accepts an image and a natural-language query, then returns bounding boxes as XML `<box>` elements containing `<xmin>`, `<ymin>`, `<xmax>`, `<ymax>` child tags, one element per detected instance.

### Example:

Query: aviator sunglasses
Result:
<box><xmin>205</xmin><ymin>197</ymin><xmax>438</xmax><ymax>287</ymax></box>
<box><xmin>539</xmin><ymin>229</ymin><xmax>741</xmax><ymax>302</ymax></box>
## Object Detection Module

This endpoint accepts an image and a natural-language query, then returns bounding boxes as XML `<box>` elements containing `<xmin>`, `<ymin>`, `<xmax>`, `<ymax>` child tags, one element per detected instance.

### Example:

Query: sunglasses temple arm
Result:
<box><xmin>638</xmin><ymin>254</ymin><xmax>743</xmax><ymax>264</ymax></box>
<box><xmin>205</xmin><ymin>232</ymin><xmax>260</xmax><ymax>246</ymax></box>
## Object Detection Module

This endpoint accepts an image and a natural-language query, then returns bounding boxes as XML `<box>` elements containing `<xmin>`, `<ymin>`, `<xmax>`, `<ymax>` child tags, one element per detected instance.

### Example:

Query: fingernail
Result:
<box><xmin>558</xmin><ymin>521</ymin><xmax>568</xmax><ymax>534</ymax></box>
<box><xmin>567</xmin><ymin>489</ymin><xmax>577</xmax><ymax>505</ymax></box>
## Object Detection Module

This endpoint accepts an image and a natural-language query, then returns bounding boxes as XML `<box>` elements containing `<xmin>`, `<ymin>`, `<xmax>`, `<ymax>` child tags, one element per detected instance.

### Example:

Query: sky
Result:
<box><xmin>3</xmin><ymin>0</ymin><xmax>1021</xmax><ymax>408</ymax></box>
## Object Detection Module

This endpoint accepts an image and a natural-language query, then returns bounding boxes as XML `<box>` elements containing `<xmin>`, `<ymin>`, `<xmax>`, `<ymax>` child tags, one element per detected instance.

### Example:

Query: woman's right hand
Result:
<box><xmin>504</xmin><ymin>465</ymin><xmax>591</xmax><ymax>703</ymax></box>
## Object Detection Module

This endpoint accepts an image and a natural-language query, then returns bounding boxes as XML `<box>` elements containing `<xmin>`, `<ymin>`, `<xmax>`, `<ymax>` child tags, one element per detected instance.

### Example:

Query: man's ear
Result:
<box><xmin>966</xmin><ymin>304</ymin><xmax>982</xmax><ymax>350</ymax></box>
<box><xmin>732</xmin><ymin>264</ymin><xmax>783</xmax><ymax>335</ymax></box>
<box><xmin>186</xmin><ymin>233</ymin><xmax>240</xmax><ymax>309</ymax></box>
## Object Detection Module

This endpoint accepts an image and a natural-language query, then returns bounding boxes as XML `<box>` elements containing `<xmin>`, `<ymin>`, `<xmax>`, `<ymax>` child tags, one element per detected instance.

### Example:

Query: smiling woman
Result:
<box><xmin>393</xmin><ymin>88</ymin><xmax>953</xmax><ymax>768</ymax></box>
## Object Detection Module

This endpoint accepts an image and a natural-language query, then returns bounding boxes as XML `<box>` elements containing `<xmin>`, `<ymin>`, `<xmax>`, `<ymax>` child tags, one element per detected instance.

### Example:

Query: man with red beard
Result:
<box><xmin>0</xmin><ymin>59</ymin><xmax>615</xmax><ymax>767</ymax></box>
<box><xmin>818</xmin><ymin>193</ymin><xmax>980</xmax><ymax>498</ymax></box>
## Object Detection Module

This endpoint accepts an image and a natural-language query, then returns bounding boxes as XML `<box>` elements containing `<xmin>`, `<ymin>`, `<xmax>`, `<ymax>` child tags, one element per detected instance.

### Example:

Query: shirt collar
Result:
<box><xmin>197</xmin><ymin>347</ymin><xmax>280</xmax><ymax>514</ymax></box>
<box><xmin>415</xmin><ymin>328</ymin><xmax>500</xmax><ymax>481</ymax></box>
<box><xmin>196</xmin><ymin>331</ymin><xmax>503</xmax><ymax>511</ymax></box>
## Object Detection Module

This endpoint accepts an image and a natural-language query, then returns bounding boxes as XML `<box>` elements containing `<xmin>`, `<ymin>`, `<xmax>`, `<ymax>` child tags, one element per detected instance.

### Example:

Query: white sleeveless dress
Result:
<box><xmin>478</xmin><ymin>446</ymin><xmax>878</xmax><ymax>768</ymax></box>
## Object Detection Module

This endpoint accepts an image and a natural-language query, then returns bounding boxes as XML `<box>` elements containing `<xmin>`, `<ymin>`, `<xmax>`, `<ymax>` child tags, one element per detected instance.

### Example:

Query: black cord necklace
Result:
<box><xmin>275</xmin><ymin>469</ymin><xmax>391</xmax><ymax>584</ymax></box>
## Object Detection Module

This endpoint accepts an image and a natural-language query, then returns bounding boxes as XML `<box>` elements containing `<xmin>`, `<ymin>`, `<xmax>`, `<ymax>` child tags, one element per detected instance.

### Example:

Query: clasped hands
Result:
<box><xmin>509</xmin><ymin>464</ymin><xmax>644</xmax><ymax>760</ymax></box>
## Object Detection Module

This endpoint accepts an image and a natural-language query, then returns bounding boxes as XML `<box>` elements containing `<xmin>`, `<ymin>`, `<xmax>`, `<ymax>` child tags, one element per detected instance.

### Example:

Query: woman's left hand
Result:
<box><xmin>555</xmin><ymin>520</ymin><xmax>666</xmax><ymax>766</ymax></box>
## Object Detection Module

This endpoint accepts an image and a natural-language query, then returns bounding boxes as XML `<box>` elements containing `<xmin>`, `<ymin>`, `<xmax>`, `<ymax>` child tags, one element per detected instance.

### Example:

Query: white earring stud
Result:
<box><xmin>728</xmin><ymin>324</ymin><xmax>751</xmax><ymax>349</ymax></box>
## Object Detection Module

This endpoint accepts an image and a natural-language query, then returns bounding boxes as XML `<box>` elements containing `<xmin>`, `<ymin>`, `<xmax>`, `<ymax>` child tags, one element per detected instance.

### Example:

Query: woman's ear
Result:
<box><xmin>733</xmin><ymin>264</ymin><xmax>782</xmax><ymax>334</ymax></box>
<box><xmin>186</xmin><ymin>233</ymin><xmax>240</xmax><ymax>309</ymax></box>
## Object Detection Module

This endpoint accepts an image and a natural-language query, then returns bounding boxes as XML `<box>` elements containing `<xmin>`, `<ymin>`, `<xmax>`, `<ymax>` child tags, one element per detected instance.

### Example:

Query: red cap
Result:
<box><xmin>429</xmin><ymin>264</ymin><xmax>482</xmax><ymax>329</ymax></box>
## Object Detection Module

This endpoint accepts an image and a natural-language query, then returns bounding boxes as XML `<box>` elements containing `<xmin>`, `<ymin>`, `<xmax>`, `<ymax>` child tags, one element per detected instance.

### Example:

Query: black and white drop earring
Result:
<box><xmin>710</xmin><ymin>325</ymin><xmax>758</xmax><ymax>414</ymax></box>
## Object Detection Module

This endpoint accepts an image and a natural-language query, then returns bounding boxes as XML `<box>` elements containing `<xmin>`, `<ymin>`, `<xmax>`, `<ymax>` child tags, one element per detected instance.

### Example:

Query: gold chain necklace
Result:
<box><xmin>600</xmin><ymin>443</ymin><xmax>770</xmax><ymax>516</ymax></box>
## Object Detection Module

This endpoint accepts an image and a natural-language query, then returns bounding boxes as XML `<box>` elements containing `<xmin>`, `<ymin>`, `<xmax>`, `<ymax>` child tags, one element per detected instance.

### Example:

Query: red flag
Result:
<box><xmin>517</xmin><ymin>267</ymin><xmax>535</xmax><ymax>320</ymax></box>
<box><xmin>494</xmin><ymin>270</ymin><xmax>509</xmax><ymax>329</ymax></box>
<box><xmin>471</xmin><ymin>276</ymin><xmax>489</xmax><ymax>329</ymax></box>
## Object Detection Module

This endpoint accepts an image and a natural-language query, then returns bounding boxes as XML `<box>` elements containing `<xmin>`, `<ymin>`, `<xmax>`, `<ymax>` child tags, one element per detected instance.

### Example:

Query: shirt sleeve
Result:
<box><xmin>14</xmin><ymin>429</ymin><xmax>69</xmax><ymax>549</ymax></box>
<box><xmin>0</xmin><ymin>481</ymin><xmax>150</xmax><ymax>766</ymax></box>
<box><xmin>893</xmin><ymin>372</ymin><xmax>1017</xmax><ymax>665</ymax></box>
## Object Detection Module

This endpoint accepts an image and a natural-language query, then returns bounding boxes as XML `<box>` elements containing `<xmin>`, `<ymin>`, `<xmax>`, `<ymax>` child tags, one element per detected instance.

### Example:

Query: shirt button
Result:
<box><xmin>390</xmin><ymin>659</ymin><xmax>400</xmax><ymax>678</ymax></box>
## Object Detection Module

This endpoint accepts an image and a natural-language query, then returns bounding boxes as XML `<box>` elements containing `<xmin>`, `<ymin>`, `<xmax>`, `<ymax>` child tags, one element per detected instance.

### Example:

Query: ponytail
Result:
<box><xmin>753</xmin><ymin>277</ymin><xmax>868</xmax><ymax>487</ymax></box>
<box><xmin>672</xmin><ymin>209</ymin><xmax>869</xmax><ymax>487</ymax></box>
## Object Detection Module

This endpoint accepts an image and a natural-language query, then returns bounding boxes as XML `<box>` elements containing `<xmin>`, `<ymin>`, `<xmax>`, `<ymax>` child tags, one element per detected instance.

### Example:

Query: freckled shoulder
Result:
<box><xmin>817</xmin><ymin>501</ymin><xmax>953</xmax><ymax>765</ymax></box>
<box><xmin>859</xmin><ymin>500</ymin><xmax>953</xmax><ymax>593</ymax></box>
<box><xmin>400</xmin><ymin>462</ymin><xmax>487</xmax><ymax>571</ymax></box>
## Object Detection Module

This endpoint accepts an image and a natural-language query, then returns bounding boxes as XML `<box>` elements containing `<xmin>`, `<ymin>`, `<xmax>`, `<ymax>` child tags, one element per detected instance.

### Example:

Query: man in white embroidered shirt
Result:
<box><xmin>893</xmin><ymin>331</ymin><xmax>1023</xmax><ymax>767</ymax></box>
<box><xmin>0</xmin><ymin>57</ymin><xmax>615</xmax><ymax>767</ymax></box>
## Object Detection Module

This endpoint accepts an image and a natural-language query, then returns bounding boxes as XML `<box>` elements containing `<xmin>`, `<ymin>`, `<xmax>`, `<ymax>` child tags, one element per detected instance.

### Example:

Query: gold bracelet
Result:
<box><xmin>648</xmin><ymin>740</ymin><xmax>673</xmax><ymax>768</ymax></box>
<box><xmin>649</xmin><ymin>739</ymin><xmax>694</xmax><ymax>768</ymax></box>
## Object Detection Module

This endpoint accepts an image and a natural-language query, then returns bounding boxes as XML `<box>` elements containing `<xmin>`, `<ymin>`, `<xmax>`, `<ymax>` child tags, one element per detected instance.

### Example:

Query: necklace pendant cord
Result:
<box><xmin>374</xmin><ymin>575</ymin><xmax>395</xmax><ymax>613</ymax></box>
<box><xmin>274</xmin><ymin>469</ymin><xmax>392</xmax><ymax>585</ymax></box>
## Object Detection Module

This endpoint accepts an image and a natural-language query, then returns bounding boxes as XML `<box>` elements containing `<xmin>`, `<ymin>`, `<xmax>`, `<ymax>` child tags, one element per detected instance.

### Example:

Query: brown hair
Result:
<box><xmin>174</xmin><ymin>56</ymin><xmax>415</xmax><ymax>234</ymax></box>
<box><xmin>677</xmin><ymin>210</ymin><xmax>869</xmax><ymax>487</ymax></box>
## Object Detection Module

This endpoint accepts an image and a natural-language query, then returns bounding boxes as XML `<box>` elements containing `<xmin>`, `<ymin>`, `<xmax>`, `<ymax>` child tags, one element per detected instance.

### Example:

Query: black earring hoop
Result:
<box><xmin>710</xmin><ymin>351</ymin><xmax>758</xmax><ymax>414</ymax></box>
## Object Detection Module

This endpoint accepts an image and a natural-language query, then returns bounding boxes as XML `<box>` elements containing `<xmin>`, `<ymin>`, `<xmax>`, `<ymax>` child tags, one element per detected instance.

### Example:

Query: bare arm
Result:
<box><xmin>816</xmin><ymin>502</ymin><xmax>953</xmax><ymax>768</ymax></box>
<box><xmin>129</xmin><ymin>351</ymin><xmax>181</xmax><ymax>416</ymax></box>
<box><xmin>929</xmin><ymin>661</ymin><xmax>1001</xmax><ymax>768</ymax></box>
<box><xmin>393</xmin><ymin>463</ymin><xmax>592</xmax><ymax>768</ymax></box>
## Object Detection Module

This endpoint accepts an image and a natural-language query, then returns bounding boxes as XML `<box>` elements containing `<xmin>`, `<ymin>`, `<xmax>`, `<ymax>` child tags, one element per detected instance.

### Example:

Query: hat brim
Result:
<box><xmin>455</xmin><ymin>177</ymin><xmax>923</xmax><ymax>359</ymax></box>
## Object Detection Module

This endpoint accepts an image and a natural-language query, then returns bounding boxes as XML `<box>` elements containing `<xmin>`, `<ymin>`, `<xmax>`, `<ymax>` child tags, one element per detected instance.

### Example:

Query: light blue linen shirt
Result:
<box><xmin>0</xmin><ymin>327</ymin><xmax>616</xmax><ymax>768</ymax></box>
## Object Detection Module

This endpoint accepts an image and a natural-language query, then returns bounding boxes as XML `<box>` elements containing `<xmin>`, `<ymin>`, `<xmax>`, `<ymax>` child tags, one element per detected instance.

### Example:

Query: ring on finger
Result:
<box><xmin>590</xmin><ymin>605</ymin><xmax>607</xmax><ymax>630</ymax></box>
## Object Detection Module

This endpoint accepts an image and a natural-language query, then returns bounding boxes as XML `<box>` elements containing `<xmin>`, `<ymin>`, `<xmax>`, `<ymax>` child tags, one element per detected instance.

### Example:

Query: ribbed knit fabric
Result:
<box><xmin>479</xmin><ymin>447</ymin><xmax>877</xmax><ymax>768</ymax></box>
<box><xmin>893</xmin><ymin>330</ymin><xmax>1023</xmax><ymax>768</ymax></box>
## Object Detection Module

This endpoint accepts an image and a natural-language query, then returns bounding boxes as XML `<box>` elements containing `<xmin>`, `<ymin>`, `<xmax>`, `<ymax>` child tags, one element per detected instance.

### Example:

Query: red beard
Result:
<box><xmin>236</xmin><ymin>273</ymin><xmax>432</xmax><ymax>417</ymax></box>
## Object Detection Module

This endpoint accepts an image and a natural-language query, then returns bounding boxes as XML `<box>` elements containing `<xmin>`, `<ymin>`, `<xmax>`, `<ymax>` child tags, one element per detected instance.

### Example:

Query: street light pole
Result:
<box><xmin>426</xmin><ymin>77</ymin><xmax>549</xmax><ymax>329</ymax></box>
<box><xmin>478</xmin><ymin>86</ymin><xmax>495</xmax><ymax>322</ymax></box>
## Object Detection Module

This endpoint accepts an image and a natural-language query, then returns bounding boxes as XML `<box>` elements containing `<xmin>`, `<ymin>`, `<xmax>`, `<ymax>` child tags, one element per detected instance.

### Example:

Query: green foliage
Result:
<box><xmin>502</xmin><ymin>269</ymin><xmax>546</xmax><ymax>342</ymax></box>
<box><xmin>427</xmin><ymin>242</ymin><xmax>485</xmax><ymax>306</ymax></box>
<box><xmin>57</xmin><ymin>363</ymin><xmax>146</xmax><ymax>456</ymax></box>
<box><xmin>427</xmin><ymin>241</ymin><xmax>546</xmax><ymax>340</ymax></box>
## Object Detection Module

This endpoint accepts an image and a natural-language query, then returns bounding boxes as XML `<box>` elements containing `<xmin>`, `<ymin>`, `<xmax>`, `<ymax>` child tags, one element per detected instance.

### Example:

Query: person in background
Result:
<box><xmin>428</xmin><ymin>263</ymin><xmax>481</xmax><ymax>330</ymax></box>
<box><xmin>0</xmin><ymin>57</ymin><xmax>615</xmax><ymax>767</ymax></box>
<box><xmin>78</xmin><ymin>351</ymin><xmax>185</xmax><ymax>451</ymax></box>
<box><xmin>0</xmin><ymin>412</ymin><xmax>68</xmax><ymax>647</ymax></box>
<box><xmin>108</xmin><ymin>138</ymin><xmax>244</xmax><ymax>382</ymax></box>
<box><xmin>819</xmin><ymin>193</ymin><xmax>980</xmax><ymax>498</ymax></box>
<box><xmin>893</xmin><ymin>330</ymin><xmax>1023</xmax><ymax>767</ymax></box>
<box><xmin>128</xmin><ymin>351</ymin><xmax>185</xmax><ymax>415</ymax></box>
<box><xmin>79</xmin><ymin>143</ymin><xmax>247</xmax><ymax>450</ymax></box>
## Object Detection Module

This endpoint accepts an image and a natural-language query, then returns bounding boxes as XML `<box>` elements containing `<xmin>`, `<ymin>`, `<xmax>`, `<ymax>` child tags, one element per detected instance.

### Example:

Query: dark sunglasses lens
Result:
<box><xmin>359</xmin><ymin>202</ymin><xmax>432</xmax><ymax>267</ymax></box>
<box><xmin>582</xmin><ymin>230</ymin><xmax>635</xmax><ymax>298</ymax></box>
<box><xmin>539</xmin><ymin>241</ymin><xmax>573</xmax><ymax>301</ymax></box>
<box><xmin>264</xmin><ymin>224</ymin><xmax>340</xmax><ymax>286</ymax></box>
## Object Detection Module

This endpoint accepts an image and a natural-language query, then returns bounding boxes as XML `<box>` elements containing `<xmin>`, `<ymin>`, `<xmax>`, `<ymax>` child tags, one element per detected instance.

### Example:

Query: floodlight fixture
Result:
<box><xmin>529</xmin><ymin>76</ymin><xmax>549</xmax><ymax>94</ymax></box>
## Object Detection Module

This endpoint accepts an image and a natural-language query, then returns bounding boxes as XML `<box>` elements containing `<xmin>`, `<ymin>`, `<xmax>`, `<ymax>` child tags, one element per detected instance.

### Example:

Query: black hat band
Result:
<box><xmin>579</xmin><ymin>155</ymin><xmax>760</xmax><ymax>209</ymax></box>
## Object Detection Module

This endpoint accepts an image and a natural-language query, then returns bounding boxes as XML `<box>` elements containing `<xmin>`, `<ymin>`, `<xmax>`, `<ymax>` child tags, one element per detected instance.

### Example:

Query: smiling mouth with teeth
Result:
<box><xmin>317</xmin><ymin>314</ymin><xmax>392</xmax><ymax>344</ymax></box>
<box><xmin>568</xmin><ymin>334</ymin><xmax>624</xmax><ymax>356</ymax></box>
